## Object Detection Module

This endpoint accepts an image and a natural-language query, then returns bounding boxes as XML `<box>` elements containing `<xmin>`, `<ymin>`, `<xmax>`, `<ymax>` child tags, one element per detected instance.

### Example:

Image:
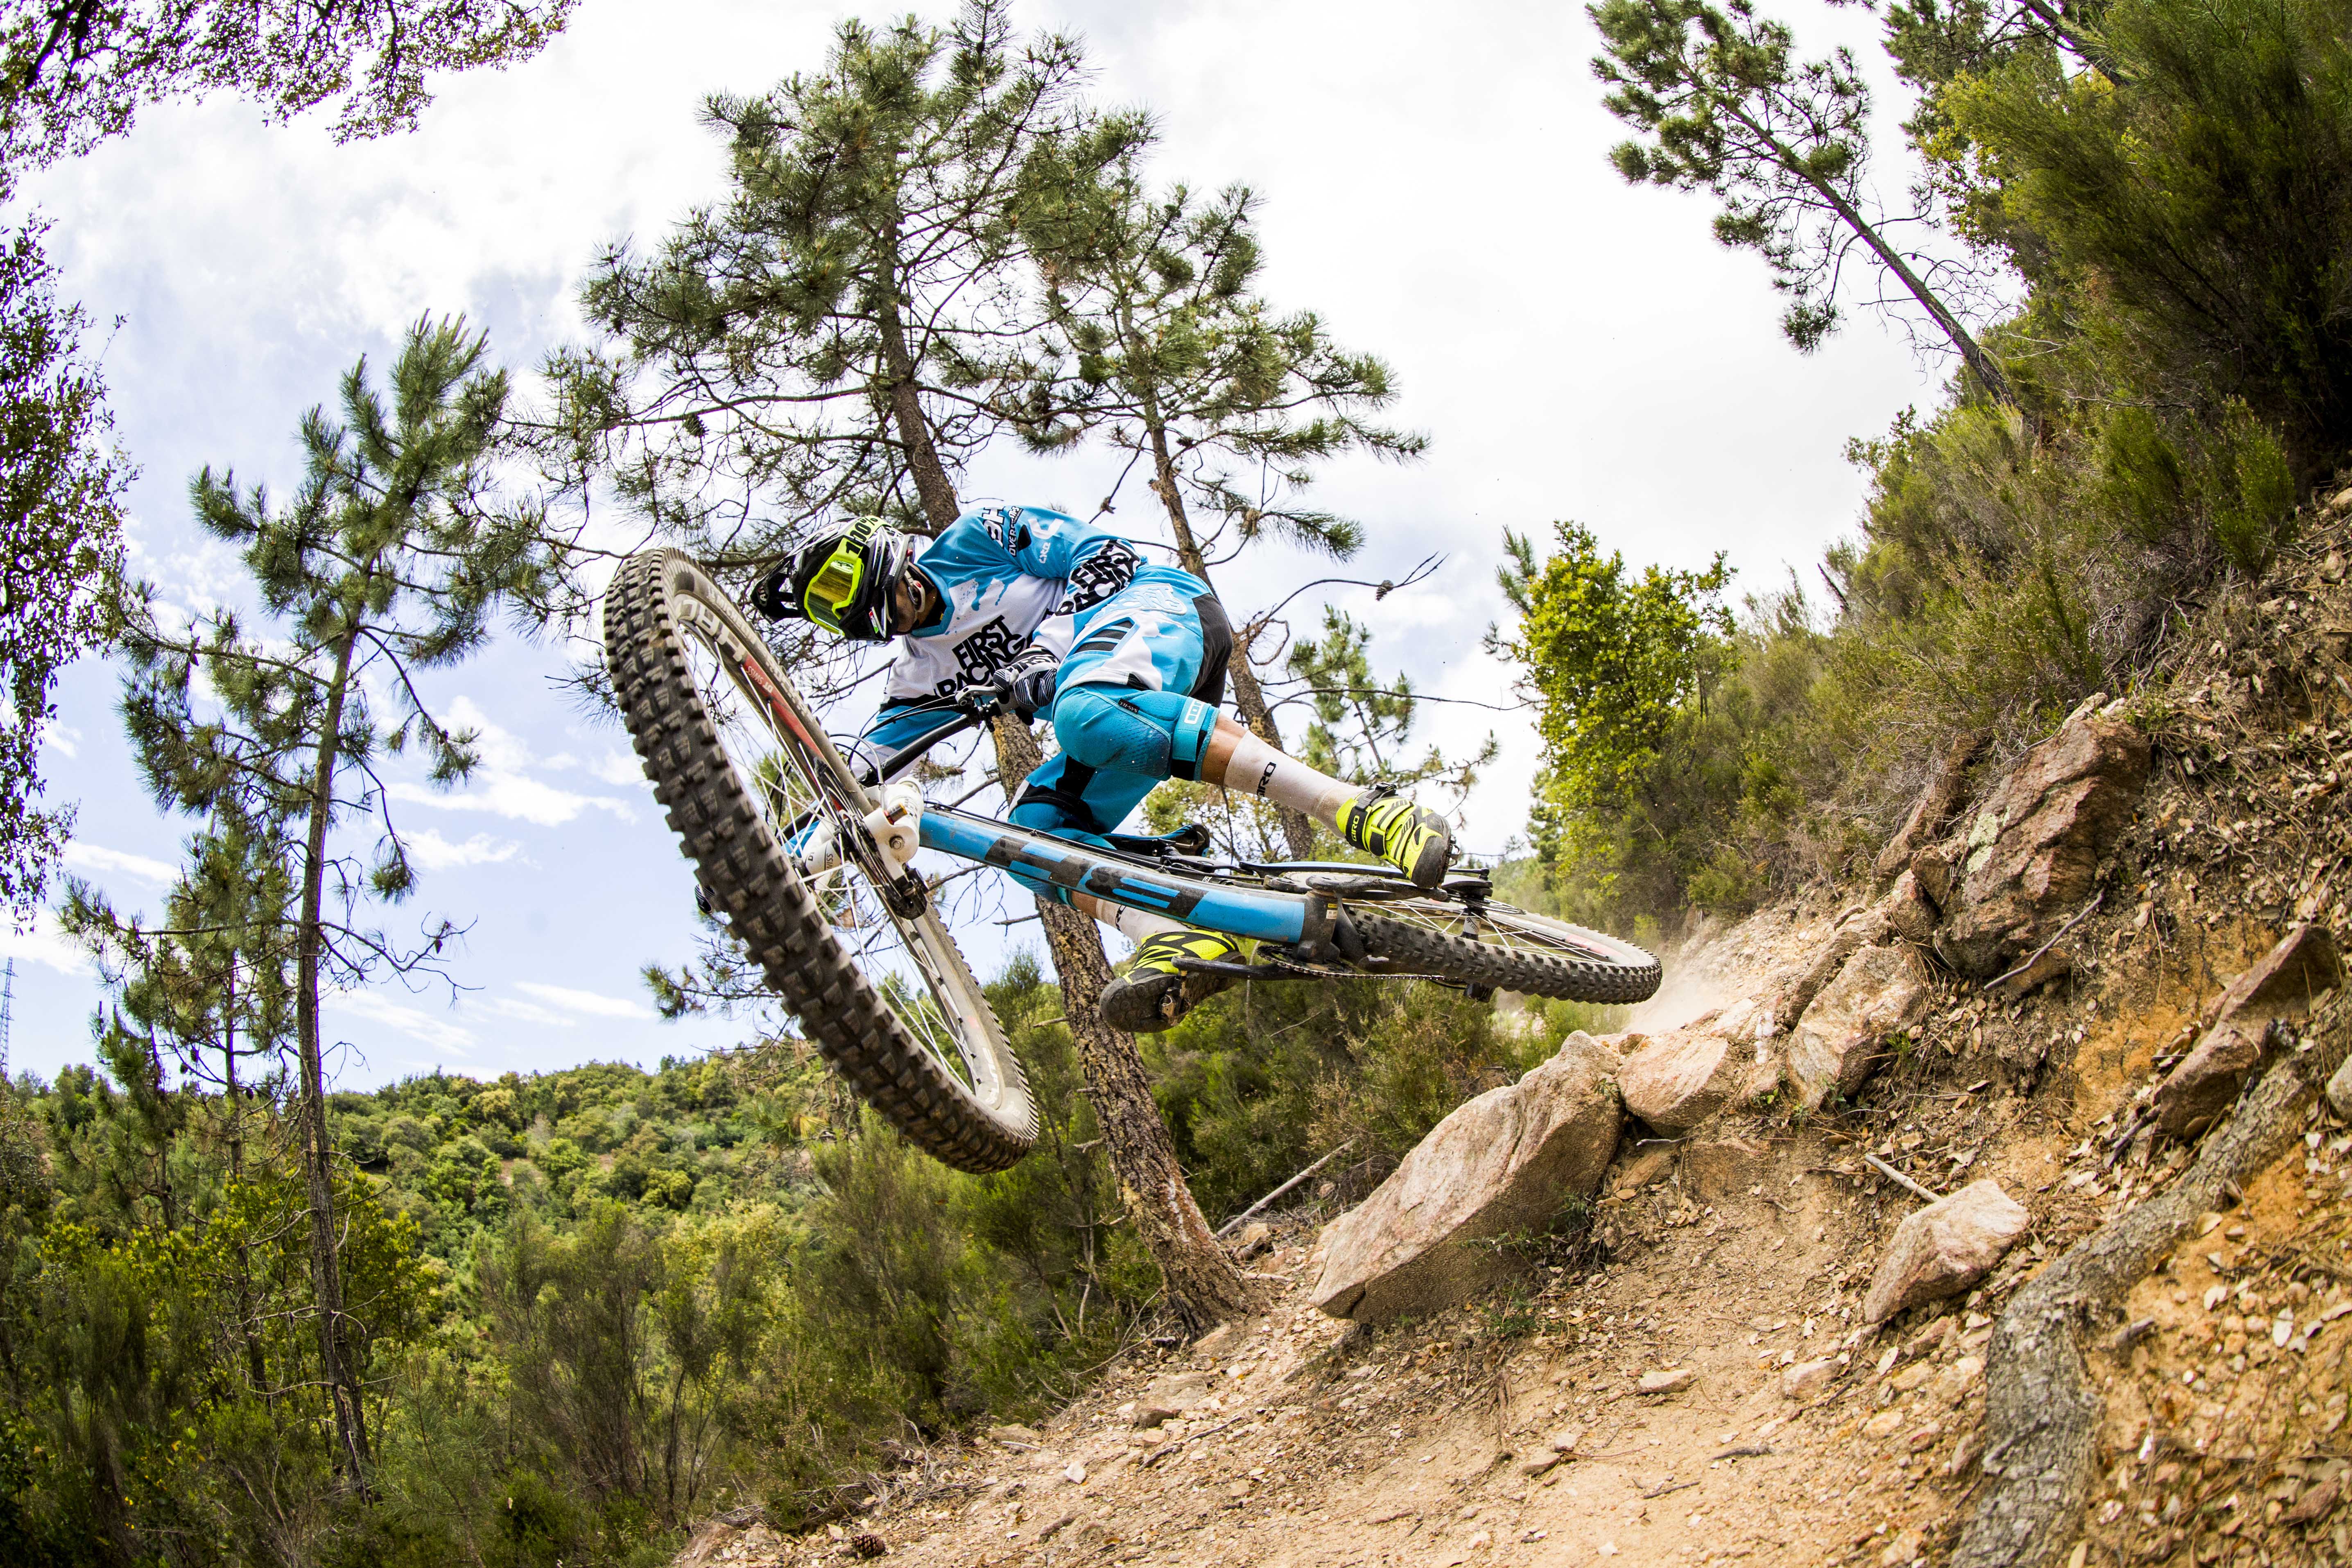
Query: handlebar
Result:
<box><xmin>857</xmin><ymin>683</ymin><xmax>1003</xmax><ymax>790</ymax></box>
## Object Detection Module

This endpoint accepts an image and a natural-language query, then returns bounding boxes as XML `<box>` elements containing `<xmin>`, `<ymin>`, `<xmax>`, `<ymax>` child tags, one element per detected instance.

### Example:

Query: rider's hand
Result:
<box><xmin>993</xmin><ymin>647</ymin><xmax>1061</xmax><ymax>722</ymax></box>
<box><xmin>748</xmin><ymin>561</ymin><xmax>794</xmax><ymax>620</ymax></box>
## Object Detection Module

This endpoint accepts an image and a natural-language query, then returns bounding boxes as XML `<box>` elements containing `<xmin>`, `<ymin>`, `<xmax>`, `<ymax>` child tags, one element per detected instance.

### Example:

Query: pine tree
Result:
<box><xmin>554</xmin><ymin>1</ymin><xmax>1256</xmax><ymax>1328</ymax></box>
<box><xmin>85</xmin><ymin>316</ymin><xmax>569</xmax><ymax>1487</ymax></box>
<box><xmin>1591</xmin><ymin>0</ymin><xmax>2015</xmax><ymax>404</ymax></box>
<box><xmin>0</xmin><ymin>0</ymin><xmax>576</xmax><ymax>167</ymax></box>
<box><xmin>1017</xmin><ymin>146</ymin><xmax>1426</xmax><ymax>858</ymax></box>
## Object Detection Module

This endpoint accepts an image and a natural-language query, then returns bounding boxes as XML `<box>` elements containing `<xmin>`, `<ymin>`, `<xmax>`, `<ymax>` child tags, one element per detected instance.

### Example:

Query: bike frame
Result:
<box><xmin>865</xmin><ymin>702</ymin><xmax>1343</xmax><ymax>955</ymax></box>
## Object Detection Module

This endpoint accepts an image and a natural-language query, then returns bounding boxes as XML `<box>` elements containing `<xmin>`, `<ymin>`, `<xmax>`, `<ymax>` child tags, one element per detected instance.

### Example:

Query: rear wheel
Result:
<box><xmin>1350</xmin><ymin>900</ymin><xmax>1661</xmax><ymax>1005</ymax></box>
<box><xmin>603</xmin><ymin>549</ymin><xmax>1036</xmax><ymax>1173</ymax></box>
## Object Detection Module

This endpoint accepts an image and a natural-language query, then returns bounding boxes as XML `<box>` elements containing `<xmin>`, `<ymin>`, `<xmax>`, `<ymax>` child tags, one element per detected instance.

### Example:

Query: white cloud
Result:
<box><xmin>515</xmin><ymin>980</ymin><xmax>652</xmax><ymax>1021</ymax></box>
<box><xmin>63</xmin><ymin>842</ymin><xmax>179</xmax><ymax>884</ymax></box>
<box><xmin>333</xmin><ymin>989</ymin><xmax>474</xmax><ymax>1054</ymax></box>
<box><xmin>402</xmin><ymin>828</ymin><xmax>522</xmax><ymax>871</ymax></box>
<box><xmin>0</xmin><ymin>912</ymin><xmax>94</xmax><ymax>978</ymax></box>
<box><xmin>590</xmin><ymin>751</ymin><xmax>649</xmax><ymax>787</ymax></box>
<box><xmin>482</xmin><ymin>996</ymin><xmax>576</xmax><ymax>1027</ymax></box>
<box><xmin>390</xmin><ymin>695</ymin><xmax>638</xmax><ymax>826</ymax></box>
<box><xmin>43</xmin><ymin>724</ymin><xmax>80</xmax><ymax>760</ymax></box>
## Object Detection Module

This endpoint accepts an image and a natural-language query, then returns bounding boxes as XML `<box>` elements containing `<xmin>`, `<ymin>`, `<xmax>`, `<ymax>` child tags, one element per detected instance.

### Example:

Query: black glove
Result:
<box><xmin>993</xmin><ymin>646</ymin><xmax>1061</xmax><ymax>721</ymax></box>
<box><xmin>748</xmin><ymin>561</ymin><xmax>794</xmax><ymax>620</ymax></box>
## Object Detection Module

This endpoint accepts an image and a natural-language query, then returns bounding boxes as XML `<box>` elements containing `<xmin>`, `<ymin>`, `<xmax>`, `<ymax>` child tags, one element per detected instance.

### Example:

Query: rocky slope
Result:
<box><xmin>682</xmin><ymin>498</ymin><xmax>2352</xmax><ymax>1568</ymax></box>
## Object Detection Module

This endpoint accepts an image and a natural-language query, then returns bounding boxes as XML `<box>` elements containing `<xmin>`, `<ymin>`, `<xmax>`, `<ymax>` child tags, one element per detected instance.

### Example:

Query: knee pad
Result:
<box><xmin>1053</xmin><ymin>686</ymin><xmax>1218</xmax><ymax>780</ymax></box>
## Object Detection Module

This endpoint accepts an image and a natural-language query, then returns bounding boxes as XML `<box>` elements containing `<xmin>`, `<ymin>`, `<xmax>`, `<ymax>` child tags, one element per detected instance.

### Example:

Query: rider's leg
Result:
<box><xmin>1045</xmin><ymin>672</ymin><xmax>1455</xmax><ymax>889</ymax></box>
<box><xmin>1196</xmin><ymin>710</ymin><xmax>1456</xmax><ymax>889</ymax></box>
<box><xmin>1006</xmin><ymin>717</ymin><xmax>1246</xmax><ymax>1032</ymax></box>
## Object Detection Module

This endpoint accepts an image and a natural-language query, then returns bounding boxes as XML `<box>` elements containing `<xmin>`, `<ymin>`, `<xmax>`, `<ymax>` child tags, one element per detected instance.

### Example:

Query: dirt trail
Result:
<box><xmin>686</xmin><ymin>512</ymin><xmax>2352</xmax><ymax>1568</ymax></box>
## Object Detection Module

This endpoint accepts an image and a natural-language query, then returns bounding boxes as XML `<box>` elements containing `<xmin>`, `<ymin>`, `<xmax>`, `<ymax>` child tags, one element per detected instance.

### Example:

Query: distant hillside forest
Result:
<box><xmin>0</xmin><ymin>954</ymin><xmax>1600</xmax><ymax>1566</ymax></box>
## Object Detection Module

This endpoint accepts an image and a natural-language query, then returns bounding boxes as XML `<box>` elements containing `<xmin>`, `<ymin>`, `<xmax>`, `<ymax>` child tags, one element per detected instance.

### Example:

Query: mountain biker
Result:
<box><xmin>750</xmin><ymin>504</ymin><xmax>1456</xmax><ymax>1032</ymax></box>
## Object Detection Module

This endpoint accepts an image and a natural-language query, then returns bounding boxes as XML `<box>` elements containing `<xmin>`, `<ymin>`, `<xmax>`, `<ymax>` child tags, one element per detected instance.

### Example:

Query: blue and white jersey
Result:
<box><xmin>853</xmin><ymin>504</ymin><xmax>1208</xmax><ymax>768</ymax></box>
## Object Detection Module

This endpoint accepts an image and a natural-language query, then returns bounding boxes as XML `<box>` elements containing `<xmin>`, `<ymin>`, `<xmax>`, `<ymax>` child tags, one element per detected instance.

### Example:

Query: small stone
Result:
<box><xmin>1063</xmin><ymin>1462</ymin><xmax>1086</xmax><ymax>1485</ymax></box>
<box><xmin>1906</xmin><ymin>1423</ymin><xmax>1944</xmax><ymax>1451</ymax></box>
<box><xmin>1611</xmin><ymin>1145</ymin><xmax>1676</xmax><ymax>1196</ymax></box>
<box><xmin>1880</xmin><ymin>868</ymin><xmax>1938</xmax><ymax>946</ymax></box>
<box><xmin>2285</xmin><ymin>1474</ymin><xmax>2341</xmax><ymax>1525</ymax></box>
<box><xmin>1782</xmin><ymin>1359</ymin><xmax>1836</xmax><ymax>1401</ymax></box>
<box><xmin>1879</xmin><ymin>1527</ymin><xmax>1925</xmax><ymax>1566</ymax></box>
<box><xmin>1863</xmin><ymin>1410</ymin><xmax>1906</xmax><ymax>1439</ymax></box>
<box><xmin>1193</xmin><ymin>1322</ymin><xmax>1242</xmax><ymax>1359</ymax></box>
<box><xmin>988</xmin><ymin>1423</ymin><xmax>1041</xmax><ymax>1448</ymax></box>
<box><xmin>1863</xmin><ymin>1179</ymin><xmax>2033</xmax><ymax>1323</ymax></box>
<box><xmin>1889</xmin><ymin>1362</ymin><xmax>1935</xmax><ymax>1392</ymax></box>
<box><xmin>1131</xmin><ymin>1403</ymin><xmax>1178</xmax><ymax>1430</ymax></box>
<box><xmin>1548</xmin><ymin>1426</ymin><xmax>1583</xmax><ymax>1455</ymax></box>
<box><xmin>1637</xmin><ymin>1367</ymin><xmax>1694</xmax><ymax>1394</ymax></box>
<box><xmin>1232</xmin><ymin>1221</ymin><xmax>1274</xmax><ymax>1261</ymax></box>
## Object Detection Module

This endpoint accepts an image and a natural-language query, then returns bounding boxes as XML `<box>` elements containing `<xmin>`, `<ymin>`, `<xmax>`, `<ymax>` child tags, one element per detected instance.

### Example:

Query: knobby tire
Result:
<box><xmin>604</xmin><ymin>550</ymin><xmax>1037</xmax><ymax>1174</ymax></box>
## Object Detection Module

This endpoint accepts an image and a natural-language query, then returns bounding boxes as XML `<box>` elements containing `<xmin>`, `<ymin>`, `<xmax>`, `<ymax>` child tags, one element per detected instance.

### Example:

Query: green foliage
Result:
<box><xmin>1938</xmin><ymin>0</ymin><xmax>2352</xmax><ymax>465</ymax></box>
<box><xmin>1490</xmin><ymin>522</ymin><xmax>1732</xmax><ymax>813</ymax></box>
<box><xmin>0</xmin><ymin>218</ymin><xmax>127</xmax><ymax>921</ymax></box>
<box><xmin>0</xmin><ymin>0</ymin><xmax>577</xmax><ymax>168</ymax></box>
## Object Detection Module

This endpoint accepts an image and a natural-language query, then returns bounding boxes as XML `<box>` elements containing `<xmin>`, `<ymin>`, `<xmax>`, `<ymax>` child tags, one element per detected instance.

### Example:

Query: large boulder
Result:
<box><xmin>1787</xmin><ymin>945</ymin><xmax>1931</xmax><ymax>1110</ymax></box>
<box><xmin>1932</xmin><ymin>707</ymin><xmax>2151</xmax><ymax>977</ymax></box>
<box><xmin>2156</xmin><ymin>925</ymin><xmax>2344</xmax><ymax>1136</ymax></box>
<box><xmin>1863</xmin><ymin>1179</ymin><xmax>2032</xmax><ymax>1323</ymax></box>
<box><xmin>1312</xmin><ymin>1033</ymin><xmax>1624</xmax><ymax>1322</ymax></box>
<box><xmin>1873</xmin><ymin>731</ymin><xmax>1986</xmax><ymax>882</ymax></box>
<box><xmin>1620</xmin><ymin>1026</ymin><xmax>1749</xmax><ymax>1134</ymax></box>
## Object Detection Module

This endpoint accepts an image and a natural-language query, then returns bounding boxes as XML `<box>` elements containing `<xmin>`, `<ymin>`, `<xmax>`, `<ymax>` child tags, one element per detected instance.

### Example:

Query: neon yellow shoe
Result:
<box><xmin>1337</xmin><ymin>788</ymin><xmax>1454</xmax><ymax>889</ymax></box>
<box><xmin>1099</xmin><ymin>929</ymin><xmax>1245</xmax><ymax>1033</ymax></box>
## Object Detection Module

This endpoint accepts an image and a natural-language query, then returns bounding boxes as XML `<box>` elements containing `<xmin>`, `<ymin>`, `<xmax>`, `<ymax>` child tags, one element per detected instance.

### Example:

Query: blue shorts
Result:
<box><xmin>1007</xmin><ymin>571</ymin><xmax>1231</xmax><ymax>862</ymax></box>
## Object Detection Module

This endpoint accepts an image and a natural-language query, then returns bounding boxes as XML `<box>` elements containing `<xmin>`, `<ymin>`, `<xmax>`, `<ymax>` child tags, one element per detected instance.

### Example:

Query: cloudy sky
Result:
<box><xmin>11</xmin><ymin>0</ymin><xmax>1965</xmax><ymax>1087</ymax></box>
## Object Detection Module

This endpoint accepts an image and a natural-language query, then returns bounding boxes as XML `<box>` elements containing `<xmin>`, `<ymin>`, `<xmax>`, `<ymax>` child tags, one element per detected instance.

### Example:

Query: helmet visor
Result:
<box><xmin>802</xmin><ymin>520</ymin><xmax>880</xmax><ymax>634</ymax></box>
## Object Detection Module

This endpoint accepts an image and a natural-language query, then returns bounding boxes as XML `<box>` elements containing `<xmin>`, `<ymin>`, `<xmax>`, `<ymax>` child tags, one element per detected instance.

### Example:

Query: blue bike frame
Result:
<box><xmin>862</xmin><ymin>699</ymin><xmax>1342</xmax><ymax>957</ymax></box>
<box><xmin>916</xmin><ymin>806</ymin><xmax>1325</xmax><ymax>948</ymax></box>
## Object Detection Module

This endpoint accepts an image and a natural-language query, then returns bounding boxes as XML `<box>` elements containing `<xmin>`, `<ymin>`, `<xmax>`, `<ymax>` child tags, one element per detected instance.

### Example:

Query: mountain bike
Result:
<box><xmin>604</xmin><ymin>550</ymin><xmax>1662</xmax><ymax>1174</ymax></box>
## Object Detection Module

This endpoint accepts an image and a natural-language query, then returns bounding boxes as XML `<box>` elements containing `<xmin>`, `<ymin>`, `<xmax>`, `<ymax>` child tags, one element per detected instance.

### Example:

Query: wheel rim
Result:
<box><xmin>671</xmin><ymin>594</ymin><xmax>1003</xmax><ymax>1104</ymax></box>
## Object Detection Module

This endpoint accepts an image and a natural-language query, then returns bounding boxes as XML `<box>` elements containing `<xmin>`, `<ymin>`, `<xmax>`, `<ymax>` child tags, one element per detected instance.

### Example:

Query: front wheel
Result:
<box><xmin>1350</xmin><ymin>900</ymin><xmax>1661</xmax><ymax>1005</ymax></box>
<box><xmin>603</xmin><ymin>549</ymin><xmax>1037</xmax><ymax>1173</ymax></box>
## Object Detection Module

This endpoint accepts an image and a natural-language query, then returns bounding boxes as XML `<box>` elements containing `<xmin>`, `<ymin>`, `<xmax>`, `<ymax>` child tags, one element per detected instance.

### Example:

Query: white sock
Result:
<box><xmin>1215</xmin><ymin>731</ymin><xmax>1356</xmax><ymax>826</ymax></box>
<box><xmin>1095</xmin><ymin>901</ymin><xmax>1189</xmax><ymax>946</ymax></box>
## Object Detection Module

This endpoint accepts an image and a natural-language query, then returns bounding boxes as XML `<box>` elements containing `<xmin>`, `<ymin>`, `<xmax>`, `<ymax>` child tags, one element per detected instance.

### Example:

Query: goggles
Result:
<box><xmin>803</xmin><ymin>519</ymin><xmax>882</xmax><ymax>634</ymax></box>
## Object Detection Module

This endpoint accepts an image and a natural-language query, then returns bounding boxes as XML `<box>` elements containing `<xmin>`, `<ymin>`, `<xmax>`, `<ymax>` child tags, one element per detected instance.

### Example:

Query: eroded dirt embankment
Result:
<box><xmin>684</xmin><ymin>508</ymin><xmax>2352</xmax><ymax>1568</ymax></box>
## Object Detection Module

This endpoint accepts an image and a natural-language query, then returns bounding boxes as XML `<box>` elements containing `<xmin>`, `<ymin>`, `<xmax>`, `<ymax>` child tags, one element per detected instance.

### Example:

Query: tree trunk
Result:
<box><xmin>1723</xmin><ymin>100</ymin><xmax>2017</xmax><ymax>409</ymax></box>
<box><xmin>877</xmin><ymin>266</ymin><xmax>961</xmax><ymax>535</ymax></box>
<box><xmin>878</xmin><ymin>267</ymin><xmax>1257</xmax><ymax>1330</ymax></box>
<box><xmin>295</xmin><ymin>621</ymin><xmax>372</xmax><ymax>1490</ymax></box>
<box><xmin>991</xmin><ymin>715</ymin><xmax>1262</xmax><ymax>1331</ymax></box>
<box><xmin>1140</xmin><ymin>417</ymin><xmax>1315</xmax><ymax>860</ymax></box>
